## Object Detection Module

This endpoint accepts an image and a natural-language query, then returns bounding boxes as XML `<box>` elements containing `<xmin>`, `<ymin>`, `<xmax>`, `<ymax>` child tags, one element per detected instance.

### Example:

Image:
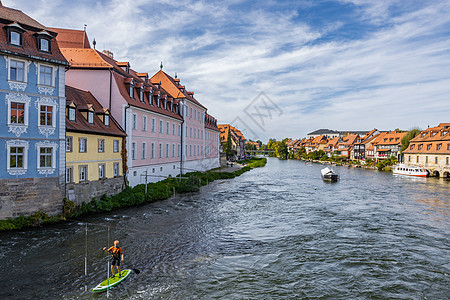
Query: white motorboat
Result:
<box><xmin>321</xmin><ymin>167</ymin><xmax>339</xmax><ymax>182</ymax></box>
<box><xmin>393</xmin><ymin>164</ymin><xmax>427</xmax><ymax>177</ymax></box>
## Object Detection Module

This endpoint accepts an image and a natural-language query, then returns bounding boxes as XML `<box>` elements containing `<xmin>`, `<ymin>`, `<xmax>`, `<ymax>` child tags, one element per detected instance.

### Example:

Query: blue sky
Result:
<box><xmin>5</xmin><ymin>0</ymin><xmax>450</xmax><ymax>142</ymax></box>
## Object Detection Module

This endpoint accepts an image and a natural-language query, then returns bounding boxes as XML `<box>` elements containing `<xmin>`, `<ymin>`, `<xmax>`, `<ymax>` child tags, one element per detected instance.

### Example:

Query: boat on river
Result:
<box><xmin>321</xmin><ymin>167</ymin><xmax>339</xmax><ymax>182</ymax></box>
<box><xmin>393</xmin><ymin>164</ymin><xmax>427</xmax><ymax>177</ymax></box>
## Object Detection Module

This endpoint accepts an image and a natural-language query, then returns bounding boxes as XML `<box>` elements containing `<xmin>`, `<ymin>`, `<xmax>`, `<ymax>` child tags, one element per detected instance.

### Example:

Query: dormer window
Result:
<box><xmin>88</xmin><ymin>111</ymin><xmax>94</xmax><ymax>124</ymax></box>
<box><xmin>39</xmin><ymin>38</ymin><xmax>50</xmax><ymax>52</ymax></box>
<box><xmin>129</xmin><ymin>83</ymin><xmax>134</xmax><ymax>99</ymax></box>
<box><xmin>104</xmin><ymin>115</ymin><xmax>110</xmax><ymax>126</ymax></box>
<box><xmin>68</xmin><ymin>107</ymin><xmax>75</xmax><ymax>121</ymax></box>
<box><xmin>139</xmin><ymin>88</ymin><xmax>144</xmax><ymax>102</ymax></box>
<box><xmin>418</xmin><ymin>144</ymin><xmax>423</xmax><ymax>150</ymax></box>
<box><xmin>164</xmin><ymin>97</ymin><xmax>167</xmax><ymax>110</ymax></box>
<box><xmin>10</xmin><ymin>31</ymin><xmax>21</xmax><ymax>46</ymax></box>
<box><xmin>157</xmin><ymin>94</ymin><xmax>161</xmax><ymax>107</ymax></box>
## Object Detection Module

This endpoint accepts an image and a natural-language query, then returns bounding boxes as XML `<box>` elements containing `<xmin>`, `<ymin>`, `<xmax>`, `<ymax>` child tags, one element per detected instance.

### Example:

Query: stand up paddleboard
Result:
<box><xmin>92</xmin><ymin>269</ymin><xmax>132</xmax><ymax>293</ymax></box>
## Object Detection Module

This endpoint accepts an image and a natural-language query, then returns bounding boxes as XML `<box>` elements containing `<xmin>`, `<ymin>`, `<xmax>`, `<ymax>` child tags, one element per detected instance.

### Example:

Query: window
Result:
<box><xmin>194</xmin><ymin>109</ymin><xmax>197</xmax><ymax>120</ymax></box>
<box><xmin>194</xmin><ymin>129</ymin><xmax>196</xmax><ymax>138</ymax></box>
<box><xmin>151</xmin><ymin>143</ymin><xmax>155</xmax><ymax>158</ymax></box>
<box><xmin>132</xmin><ymin>142</ymin><xmax>136</xmax><ymax>160</ymax></box>
<box><xmin>39</xmin><ymin>147</ymin><xmax>52</xmax><ymax>168</ymax></box>
<box><xmin>39</xmin><ymin>38</ymin><xmax>50</xmax><ymax>52</ymax></box>
<box><xmin>10</xmin><ymin>102</ymin><xmax>25</xmax><ymax>124</ymax></box>
<box><xmin>113</xmin><ymin>140</ymin><xmax>119</xmax><ymax>152</ymax></box>
<box><xmin>410</xmin><ymin>144</ymin><xmax>415</xmax><ymax>150</ymax></box>
<box><xmin>159</xmin><ymin>120</ymin><xmax>163</xmax><ymax>133</ymax></box>
<box><xmin>104</xmin><ymin>115</ymin><xmax>110</xmax><ymax>126</ymax></box>
<box><xmin>9</xmin><ymin>60</ymin><xmax>25</xmax><ymax>82</ymax></box>
<box><xmin>151</xmin><ymin>118</ymin><xmax>156</xmax><ymax>132</ymax></box>
<box><xmin>435</xmin><ymin>157</ymin><xmax>438</xmax><ymax>164</ymax></box>
<box><xmin>190</xmin><ymin>145</ymin><xmax>192</xmax><ymax>156</ymax></box>
<box><xmin>447</xmin><ymin>157</ymin><xmax>449</xmax><ymax>165</ymax></box>
<box><xmin>172</xmin><ymin>144</ymin><xmax>175</xmax><ymax>157</ymax></box>
<box><xmin>143</xmin><ymin>116</ymin><xmax>147</xmax><ymax>131</ymax></box>
<box><xmin>66</xmin><ymin>136</ymin><xmax>73</xmax><ymax>152</ymax></box>
<box><xmin>190</xmin><ymin>107</ymin><xmax>192</xmax><ymax>118</ymax></box>
<box><xmin>190</xmin><ymin>127</ymin><xmax>192</xmax><ymax>138</ymax></box>
<box><xmin>79</xmin><ymin>138</ymin><xmax>87</xmax><ymax>152</ymax></box>
<box><xmin>10</xmin><ymin>146</ymin><xmax>25</xmax><ymax>169</ymax></box>
<box><xmin>132</xmin><ymin>114</ymin><xmax>137</xmax><ymax>130</ymax></box>
<box><xmin>166</xmin><ymin>143</ymin><xmax>169</xmax><ymax>158</ymax></box>
<box><xmin>69</xmin><ymin>108</ymin><xmax>76</xmax><ymax>121</ymax></box>
<box><xmin>178</xmin><ymin>125</ymin><xmax>181</xmax><ymax>136</ymax></box>
<box><xmin>88</xmin><ymin>111</ymin><xmax>94</xmax><ymax>124</ymax></box>
<box><xmin>39</xmin><ymin>65</ymin><xmax>53</xmax><ymax>86</ymax></box>
<box><xmin>418</xmin><ymin>144</ymin><xmax>423</xmax><ymax>150</ymax></box>
<box><xmin>142</xmin><ymin>142</ymin><xmax>147</xmax><ymax>159</ymax></box>
<box><xmin>140</xmin><ymin>88</ymin><xmax>144</xmax><ymax>102</ymax></box>
<box><xmin>129</xmin><ymin>84</ymin><xmax>134</xmax><ymax>98</ymax></box>
<box><xmin>437</xmin><ymin>144</ymin><xmax>442</xmax><ymax>150</ymax></box>
<box><xmin>416</xmin><ymin>156</ymin><xmax>419</xmax><ymax>163</ymax></box>
<box><xmin>66</xmin><ymin>167</ymin><xmax>73</xmax><ymax>183</ymax></box>
<box><xmin>98</xmin><ymin>164</ymin><xmax>105</xmax><ymax>179</ymax></box>
<box><xmin>194</xmin><ymin>145</ymin><xmax>196</xmax><ymax>156</ymax></box>
<box><xmin>10</xmin><ymin>31</ymin><xmax>22</xmax><ymax>46</ymax></box>
<box><xmin>40</xmin><ymin>105</ymin><xmax>53</xmax><ymax>126</ymax></box>
<box><xmin>113</xmin><ymin>162</ymin><xmax>120</xmax><ymax>177</ymax></box>
<box><xmin>178</xmin><ymin>144</ymin><xmax>180</xmax><ymax>157</ymax></box>
<box><xmin>98</xmin><ymin>139</ymin><xmax>105</xmax><ymax>152</ymax></box>
<box><xmin>408</xmin><ymin>156</ymin><xmax>411</xmax><ymax>162</ymax></box>
<box><xmin>159</xmin><ymin>143</ymin><xmax>162</xmax><ymax>158</ymax></box>
<box><xmin>166</xmin><ymin>122</ymin><xmax>170</xmax><ymax>135</ymax></box>
<box><xmin>173</xmin><ymin>123</ymin><xmax>176</xmax><ymax>135</ymax></box>
<box><xmin>448</xmin><ymin>144</ymin><xmax>450</xmax><ymax>151</ymax></box>
<box><xmin>79</xmin><ymin>166</ymin><xmax>87</xmax><ymax>181</ymax></box>
<box><xmin>425</xmin><ymin>156</ymin><xmax>428</xmax><ymax>163</ymax></box>
<box><xmin>427</xmin><ymin>144</ymin><xmax>432</xmax><ymax>150</ymax></box>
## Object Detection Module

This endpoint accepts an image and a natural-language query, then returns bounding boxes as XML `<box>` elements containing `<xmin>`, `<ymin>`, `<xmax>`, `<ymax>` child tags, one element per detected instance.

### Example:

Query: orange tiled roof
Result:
<box><xmin>404</xmin><ymin>123</ymin><xmax>450</xmax><ymax>154</ymax></box>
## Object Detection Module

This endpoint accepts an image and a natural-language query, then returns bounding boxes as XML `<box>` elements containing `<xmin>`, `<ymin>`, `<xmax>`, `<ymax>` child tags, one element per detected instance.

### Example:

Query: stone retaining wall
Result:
<box><xmin>0</xmin><ymin>177</ymin><xmax>64</xmax><ymax>220</ymax></box>
<box><xmin>66</xmin><ymin>176</ymin><xmax>126</xmax><ymax>206</ymax></box>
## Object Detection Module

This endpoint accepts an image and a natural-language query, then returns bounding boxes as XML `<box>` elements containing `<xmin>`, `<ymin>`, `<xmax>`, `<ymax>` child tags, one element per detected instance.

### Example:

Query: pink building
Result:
<box><xmin>53</xmin><ymin>28</ymin><xmax>220</xmax><ymax>185</ymax></box>
<box><xmin>151</xmin><ymin>71</ymin><xmax>220</xmax><ymax>173</ymax></box>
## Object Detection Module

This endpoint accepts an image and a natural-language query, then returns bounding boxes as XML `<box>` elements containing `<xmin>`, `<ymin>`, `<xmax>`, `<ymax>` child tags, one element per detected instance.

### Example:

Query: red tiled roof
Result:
<box><xmin>0</xmin><ymin>4</ymin><xmax>47</xmax><ymax>30</ymax></box>
<box><xmin>0</xmin><ymin>8</ymin><xmax>68</xmax><ymax>65</ymax></box>
<box><xmin>151</xmin><ymin>70</ymin><xmax>207</xmax><ymax>109</ymax></box>
<box><xmin>113</xmin><ymin>72</ymin><xmax>182</xmax><ymax>121</ymax></box>
<box><xmin>65</xmin><ymin>85</ymin><xmax>126</xmax><ymax>137</ymax></box>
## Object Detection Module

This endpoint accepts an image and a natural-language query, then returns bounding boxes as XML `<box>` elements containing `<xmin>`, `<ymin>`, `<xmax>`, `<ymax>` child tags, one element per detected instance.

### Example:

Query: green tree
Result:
<box><xmin>276</xmin><ymin>138</ymin><xmax>289</xmax><ymax>159</ymax></box>
<box><xmin>401</xmin><ymin>127</ymin><xmax>421</xmax><ymax>152</ymax></box>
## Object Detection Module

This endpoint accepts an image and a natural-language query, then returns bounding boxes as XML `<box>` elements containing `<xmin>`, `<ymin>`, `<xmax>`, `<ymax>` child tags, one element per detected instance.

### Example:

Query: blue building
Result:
<box><xmin>0</xmin><ymin>3</ymin><xmax>68</xmax><ymax>219</ymax></box>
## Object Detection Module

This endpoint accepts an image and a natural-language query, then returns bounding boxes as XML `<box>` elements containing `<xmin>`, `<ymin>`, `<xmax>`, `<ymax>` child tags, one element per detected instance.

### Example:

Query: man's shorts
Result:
<box><xmin>111</xmin><ymin>257</ymin><xmax>120</xmax><ymax>266</ymax></box>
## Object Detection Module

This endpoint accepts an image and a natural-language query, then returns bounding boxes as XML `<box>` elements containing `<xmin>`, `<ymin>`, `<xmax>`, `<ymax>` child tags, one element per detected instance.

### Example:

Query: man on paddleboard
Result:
<box><xmin>103</xmin><ymin>240</ymin><xmax>124</xmax><ymax>277</ymax></box>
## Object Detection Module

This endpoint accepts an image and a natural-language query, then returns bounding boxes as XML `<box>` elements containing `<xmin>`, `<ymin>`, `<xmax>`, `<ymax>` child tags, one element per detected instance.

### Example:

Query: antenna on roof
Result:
<box><xmin>84</xmin><ymin>24</ymin><xmax>87</xmax><ymax>31</ymax></box>
<box><xmin>175</xmin><ymin>72</ymin><xmax>177</xmax><ymax>79</ymax></box>
<box><xmin>160</xmin><ymin>61</ymin><xmax>163</xmax><ymax>70</ymax></box>
<box><xmin>92</xmin><ymin>39</ymin><xmax>96</xmax><ymax>49</ymax></box>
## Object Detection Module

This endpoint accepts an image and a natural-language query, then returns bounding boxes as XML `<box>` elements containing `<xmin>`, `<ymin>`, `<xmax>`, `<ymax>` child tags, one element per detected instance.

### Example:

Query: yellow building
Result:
<box><xmin>65</xmin><ymin>86</ymin><xmax>126</xmax><ymax>204</ymax></box>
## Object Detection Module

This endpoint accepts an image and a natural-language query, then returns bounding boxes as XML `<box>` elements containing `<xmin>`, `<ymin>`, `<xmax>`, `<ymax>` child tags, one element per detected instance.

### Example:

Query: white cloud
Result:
<box><xmin>4</xmin><ymin>0</ymin><xmax>450</xmax><ymax>141</ymax></box>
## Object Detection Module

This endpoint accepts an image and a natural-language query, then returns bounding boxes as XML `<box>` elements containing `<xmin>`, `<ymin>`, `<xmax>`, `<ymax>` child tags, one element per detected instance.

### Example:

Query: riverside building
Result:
<box><xmin>0</xmin><ymin>3</ymin><xmax>68</xmax><ymax>219</ymax></box>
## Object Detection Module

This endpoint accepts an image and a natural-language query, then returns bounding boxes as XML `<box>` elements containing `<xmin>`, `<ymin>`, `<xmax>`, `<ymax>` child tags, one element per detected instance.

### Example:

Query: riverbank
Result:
<box><xmin>0</xmin><ymin>157</ymin><xmax>267</xmax><ymax>231</ymax></box>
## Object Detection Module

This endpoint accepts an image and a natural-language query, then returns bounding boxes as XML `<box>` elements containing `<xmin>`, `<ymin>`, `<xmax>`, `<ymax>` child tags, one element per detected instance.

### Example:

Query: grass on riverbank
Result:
<box><xmin>0</xmin><ymin>158</ymin><xmax>267</xmax><ymax>231</ymax></box>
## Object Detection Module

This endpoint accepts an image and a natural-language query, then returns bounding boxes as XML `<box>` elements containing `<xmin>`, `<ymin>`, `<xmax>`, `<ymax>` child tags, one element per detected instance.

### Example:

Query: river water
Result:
<box><xmin>0</xmin><ymin>158</ymin><xmax>449</xmax><ymax>299</ymax></box>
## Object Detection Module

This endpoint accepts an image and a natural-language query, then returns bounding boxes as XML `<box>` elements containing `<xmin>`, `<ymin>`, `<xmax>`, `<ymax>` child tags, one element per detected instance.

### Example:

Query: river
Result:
<box><xmin>0</xmin><ymin>158</ymin><xmax>449</xmax><ymax>299</ymax></box>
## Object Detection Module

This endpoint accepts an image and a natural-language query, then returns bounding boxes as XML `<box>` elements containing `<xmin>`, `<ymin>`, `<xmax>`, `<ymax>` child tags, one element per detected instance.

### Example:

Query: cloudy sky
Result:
<box><xmin>5</xmin><ymin>0</ymin><xmax>450</xmax><ymax>141</ymax></box>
